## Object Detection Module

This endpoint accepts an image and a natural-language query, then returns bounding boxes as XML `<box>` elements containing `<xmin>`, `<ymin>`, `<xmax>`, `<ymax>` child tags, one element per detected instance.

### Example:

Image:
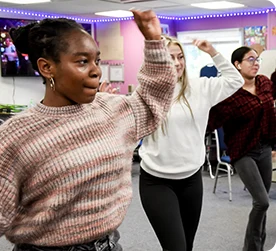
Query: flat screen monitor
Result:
<box><xmin>0</xmin><ymin>18</ymin><xmax>39</xmax><ymax>77</ymax></box>
<box><xmin>0</xmin><ymin>18</ymin><xmax>92</xmax><ymax>77</ymax></box>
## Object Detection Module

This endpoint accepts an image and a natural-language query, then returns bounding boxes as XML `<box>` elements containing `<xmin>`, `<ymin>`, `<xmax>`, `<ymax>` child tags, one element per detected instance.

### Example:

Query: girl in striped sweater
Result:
<box><xmin>0</xmin><ymin>10</ymin><xmax>177</xmax><ymax>251</ymax></box>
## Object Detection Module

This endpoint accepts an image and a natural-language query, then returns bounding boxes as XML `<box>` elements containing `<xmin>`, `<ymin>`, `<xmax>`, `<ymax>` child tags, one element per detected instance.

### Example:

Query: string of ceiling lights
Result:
<box><xmin>0</xmin><ymin>6</ymin><xmax>274</xmax><ymax>23</ymax></box>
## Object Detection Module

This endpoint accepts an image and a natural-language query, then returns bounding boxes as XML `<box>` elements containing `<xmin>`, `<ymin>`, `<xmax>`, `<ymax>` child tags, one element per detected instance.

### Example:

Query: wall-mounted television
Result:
<box><xmin>0</xmin><ymin>18</ymin><xmax>92</xmax><ymax>77</ymax></box>
<box><xmin>0</xmin><ymin>18</ymin><xmax>38</xmax><ymax>77</ymax></box>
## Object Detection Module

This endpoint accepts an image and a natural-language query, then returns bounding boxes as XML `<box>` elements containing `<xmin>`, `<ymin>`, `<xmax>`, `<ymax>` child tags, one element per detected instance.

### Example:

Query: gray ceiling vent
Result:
<box><xmin>120</xmin><ymin>0</ymin><xmax>156</xmax><ymax>2</ymax></box>
<box><xmin>99</xmin><ymin>0</ymin><xmax>156</xmax><ymax>3</ymax></box>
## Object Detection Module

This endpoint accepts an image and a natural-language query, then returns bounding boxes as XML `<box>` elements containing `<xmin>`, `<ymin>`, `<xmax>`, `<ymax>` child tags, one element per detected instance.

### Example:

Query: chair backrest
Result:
<box><xmin>214</xmin><ymin>127</ymin><xmax>228</xmax><ymax>162</ymax></box>
<box><xmin>217</xmin><ymin>127</ymin><xmax>227</xmax><ymax>152</ymax></box>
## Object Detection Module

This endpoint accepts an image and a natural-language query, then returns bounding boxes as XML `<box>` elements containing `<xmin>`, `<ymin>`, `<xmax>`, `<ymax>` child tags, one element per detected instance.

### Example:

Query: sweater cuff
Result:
<box><xmin>212</xmin><ymin>53</ymin><xmax>227</xmax><ymax>66</ymax></box>
<box><xmin>212</xmin><ymin>52</ymin><xmax>220</xmax><ymax>59</ymax></box>
<box><xmin>143</xmin><ymin>39</ymin><xmax>169</xmax><ymax>63</ymax></box>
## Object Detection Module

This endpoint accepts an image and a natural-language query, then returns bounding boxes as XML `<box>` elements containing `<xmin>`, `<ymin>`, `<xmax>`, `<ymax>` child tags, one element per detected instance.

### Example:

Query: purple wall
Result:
<box><xmin>96</xmin><ymin>14</ymin><xmax>271</xmax><ymax>94</ymax></box>
<box><xmin>120</xmin><ymin>19</ymin><xmax>176</xmax><ymax>94</ymax></box>
<box><xmin>120</xmin><ymin>20</ymin><xmax>144</xmax><ymax>94</ymax></box>
<box><xmin>267</xmin><ymin>12</ymin><xmax>276</xmax><ymax>49</ymax></box>
<box><xmin>174</xmin><ymin>14</ymin><xmax>267</xmax><ymax>31</ymax></box>
<box><xmin>160</xmin><ymin>19</ymin><xmax>177</xmax><ymax>36</ymax></box>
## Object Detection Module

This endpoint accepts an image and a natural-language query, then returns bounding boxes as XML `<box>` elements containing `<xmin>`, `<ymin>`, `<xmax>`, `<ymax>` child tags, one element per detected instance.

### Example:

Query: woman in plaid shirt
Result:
<box><xmin>208</xmin><ymin>46</ymin><xmax>276</xmax><ymax>251</ymax></box>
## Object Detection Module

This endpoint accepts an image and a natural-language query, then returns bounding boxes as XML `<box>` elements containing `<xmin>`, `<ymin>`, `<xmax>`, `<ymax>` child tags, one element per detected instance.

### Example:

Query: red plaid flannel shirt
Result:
<box><xmin>208</xmin><ymin>74</ymin><xmax>276</xmax><ymax>162</ymax></box>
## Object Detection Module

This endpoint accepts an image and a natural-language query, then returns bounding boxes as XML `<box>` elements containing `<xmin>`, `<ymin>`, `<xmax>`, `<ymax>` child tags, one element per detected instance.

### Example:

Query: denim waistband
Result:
<box><xmin>13</xmin><ymin>230</ymin><xmax>120</xmax><ymax>251</ymax></box>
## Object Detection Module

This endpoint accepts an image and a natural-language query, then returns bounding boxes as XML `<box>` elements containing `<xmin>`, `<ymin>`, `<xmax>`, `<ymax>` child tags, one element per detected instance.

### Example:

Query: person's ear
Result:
<box><xmin>235</xmin><ymin>61</ymin><xmax>241</xmax><ymax>70</ymax></box>
<box><xmin>37</xmin><ymin>58</ymin><xmax>55</xmax><ymax>79</ymax></box>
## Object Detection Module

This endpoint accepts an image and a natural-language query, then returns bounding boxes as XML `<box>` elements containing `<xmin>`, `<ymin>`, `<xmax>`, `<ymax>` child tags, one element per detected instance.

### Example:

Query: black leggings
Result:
<box><xmin>139</xmin><ymin>168</ymin><xmax>203</xmax><ymax>251</ymax></box>
<box><xmin>233</xmin><ymin>144</ymin><xmax>272</xmax><ymax>251</ymax></box>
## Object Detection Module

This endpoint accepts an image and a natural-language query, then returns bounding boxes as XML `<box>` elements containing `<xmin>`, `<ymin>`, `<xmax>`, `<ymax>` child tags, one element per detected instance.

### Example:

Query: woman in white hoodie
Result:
<box><xmin>138</xmin><ymin>36</ymin><xmax>244</xmax><ymax>251</ymax></box>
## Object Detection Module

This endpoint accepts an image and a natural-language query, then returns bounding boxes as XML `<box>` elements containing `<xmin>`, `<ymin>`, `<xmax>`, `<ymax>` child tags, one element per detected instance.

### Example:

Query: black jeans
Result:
<box><xmin>13</xmin><ymin>230</ymin><xmax>122</xmax><ymax>251</ymax></box>
<box><xmin>139</xmin><ymin>167</ymin><xmax>203</xmax><ymax>251</ymax></box>
<box><xmin>234</xmin><ymin>143</ymin><xmax>272</xmax><ymax>251</ymax></box>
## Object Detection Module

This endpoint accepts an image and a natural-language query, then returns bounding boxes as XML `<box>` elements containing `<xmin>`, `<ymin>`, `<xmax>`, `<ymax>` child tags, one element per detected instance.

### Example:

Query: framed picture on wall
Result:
<box><xmin>100</xmin><ymin>64</ymin><xmax>109</xmax><ymax>83</ymax></box>
<box><xmin>244</xmin><ymin>26</ymin><xmax>267</xmax><ymax>48</ymax></box>
<box><xmin>161</xmin><ymin>24</ymin><xmax>170</xmax><ymax>35</ymax></box>
<box><xmin>110</xmin><ymin>64</ymin><xmax>124</xmax><ymax>82</ymax></box>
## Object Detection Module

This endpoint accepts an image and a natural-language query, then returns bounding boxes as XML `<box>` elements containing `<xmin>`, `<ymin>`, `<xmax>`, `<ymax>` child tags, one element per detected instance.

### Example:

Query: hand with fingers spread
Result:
<box><xmin>99</xmin><ymin>81</ymin><xmax>118</xmax><ymax>94</ymax></box>
<box><xmin>193</xmin><ymin>39</ymin><xmax>218</xmax><ymax>57</ymax></box>
<box><xmin>131</xmin><ymin>9</ymin><xmax>161</xmax><ymax>40</ymax></box>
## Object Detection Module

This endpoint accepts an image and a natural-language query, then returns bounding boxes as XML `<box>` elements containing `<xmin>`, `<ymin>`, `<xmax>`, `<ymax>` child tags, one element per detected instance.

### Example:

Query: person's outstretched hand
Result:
<box><xmin>193</xmin><ymin>39</ymin><xmax>218</xmax><ymax>57</ymax></box>
<box><xmin>99</xmin><ymin>81</ymin><xmax>118</xmax><ymax>94</ymax></box>
<box><xmin>131</xmin><ymin>9</ymin><xmax>161</xmax><ymax>40</ymax></box>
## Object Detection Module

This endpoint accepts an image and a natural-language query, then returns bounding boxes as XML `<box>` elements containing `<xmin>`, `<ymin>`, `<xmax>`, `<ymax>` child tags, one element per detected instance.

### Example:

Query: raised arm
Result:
<box><xmin>128</xmin><ymin>10</ymin><xmax>177</xmax><ymax>140</ymax></box>
<box><xmin>194</xmin><ymin>39</ymin><xmax>244</xmax><ymax>106</ymax></box>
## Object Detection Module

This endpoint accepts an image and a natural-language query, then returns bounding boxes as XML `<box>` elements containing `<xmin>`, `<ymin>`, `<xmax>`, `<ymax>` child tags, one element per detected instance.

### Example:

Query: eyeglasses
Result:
<box><xmin>242</xmin><ymin>56</ymin><xmax>262</xmax><ymax>66</ymax></box>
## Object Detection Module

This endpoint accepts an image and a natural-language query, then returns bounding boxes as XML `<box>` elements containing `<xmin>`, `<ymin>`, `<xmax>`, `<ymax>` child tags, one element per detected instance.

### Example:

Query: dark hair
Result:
<box><xmin>9</xmin><ymin>18</ymin><xmax>84</xmax><ymax>79</ymax></box>
<box><xmin>231</xmin><ymin>46</ymin><xmax>255</xmax><ymax>65</ymax></box>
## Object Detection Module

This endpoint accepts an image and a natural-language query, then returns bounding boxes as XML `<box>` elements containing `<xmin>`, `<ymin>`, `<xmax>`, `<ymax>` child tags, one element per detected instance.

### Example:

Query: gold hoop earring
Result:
<box><xmin>49</xmin><ymin>77</ymin><xmax>55</xmax><ymax>91</ymax></box>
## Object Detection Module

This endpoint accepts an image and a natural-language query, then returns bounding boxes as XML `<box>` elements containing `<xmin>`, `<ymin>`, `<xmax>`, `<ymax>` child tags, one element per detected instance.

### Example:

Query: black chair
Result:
<box><xmin>133</xmin><ymin>139</ymin><xmax>143</xmax><ymax>162</ymax></box>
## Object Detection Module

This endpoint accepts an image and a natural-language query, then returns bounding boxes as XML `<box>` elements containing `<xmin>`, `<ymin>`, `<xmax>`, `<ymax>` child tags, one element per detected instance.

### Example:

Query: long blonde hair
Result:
<box><xmin>164</xmin><ymin>35</ymin><xmax>192</xmax><ymax>112</ymax></box>
<box><xmin>156</xmin><ymin>36</ymin><xmax>193</xmax><ymax>136</ymax></box>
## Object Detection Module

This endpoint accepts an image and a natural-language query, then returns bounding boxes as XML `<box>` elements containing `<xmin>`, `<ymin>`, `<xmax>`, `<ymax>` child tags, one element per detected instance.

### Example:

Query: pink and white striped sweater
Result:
<box><xmin>0</xmin><ymin>39</ymin><xmax>176</xmax><ymax>246</ymax></box>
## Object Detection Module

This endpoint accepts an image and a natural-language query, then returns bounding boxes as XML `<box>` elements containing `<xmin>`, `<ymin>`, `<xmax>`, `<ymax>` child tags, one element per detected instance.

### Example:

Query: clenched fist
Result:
<box><xmin>131</xmin><ymin>10</ymin><xmax>161</xmax><ymax>40</ymax></box>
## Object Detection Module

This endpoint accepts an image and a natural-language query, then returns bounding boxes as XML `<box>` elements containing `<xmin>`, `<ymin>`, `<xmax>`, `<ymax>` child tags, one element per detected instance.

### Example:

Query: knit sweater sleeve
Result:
<box><xmin>127</xmin><ymin>39</ymin><xmax>177</xmax><ymax>140</ymax></box>
<box><xmin>0</xmin><ymin>122</ymin><xmax>20</xmax><ymax>237</ymax></box>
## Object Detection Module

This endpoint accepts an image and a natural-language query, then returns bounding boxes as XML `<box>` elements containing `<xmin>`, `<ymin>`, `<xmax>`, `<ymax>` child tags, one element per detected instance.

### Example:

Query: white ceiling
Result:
<box><xmin>0</xmin><ymin>0</ymin><xmax>274</xmax><ymax>19</ymax></box>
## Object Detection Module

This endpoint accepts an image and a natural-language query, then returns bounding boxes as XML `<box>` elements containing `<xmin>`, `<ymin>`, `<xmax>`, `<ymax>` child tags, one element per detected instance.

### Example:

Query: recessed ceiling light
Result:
<box><xmin>95</xmin><ymin>10</ymin><xmax>133</xmax><ymax>18</ymax></box>
<box><xmin>191</xmin><ymin>1</ymin><xmax>245</xmax><ymax>9</ymax></box>
<box><xmin>0</xmin><ymin>0</ymin><xmax>51</xmax><ymax>3</ymax></box>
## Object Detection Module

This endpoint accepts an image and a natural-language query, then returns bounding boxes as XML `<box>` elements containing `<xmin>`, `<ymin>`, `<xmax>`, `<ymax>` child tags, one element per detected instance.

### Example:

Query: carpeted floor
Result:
<box><xmin>0</xmin><ymin>163</ymin><xmax>275</xmax><ymax>251</ymax></box>
<box><xmin>118</xmin><ymin>163</ymin><xmax>276</xmax><ymax>251</ymax></box>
